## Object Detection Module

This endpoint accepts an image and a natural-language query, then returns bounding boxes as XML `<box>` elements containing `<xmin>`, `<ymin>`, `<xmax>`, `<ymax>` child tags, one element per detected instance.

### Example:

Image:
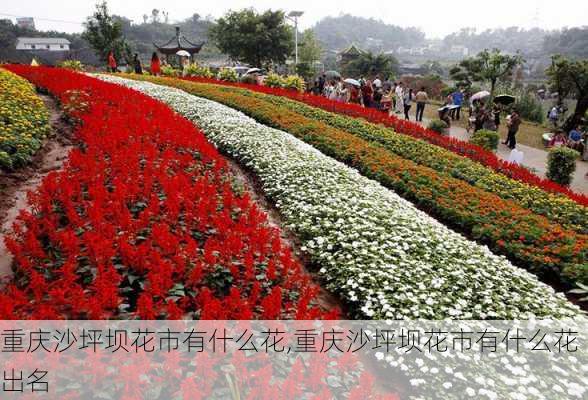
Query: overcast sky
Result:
<box><xmin>1</xmin><ymin>0</ymin><xmax>587</xmax><ymax>38</ymax></box>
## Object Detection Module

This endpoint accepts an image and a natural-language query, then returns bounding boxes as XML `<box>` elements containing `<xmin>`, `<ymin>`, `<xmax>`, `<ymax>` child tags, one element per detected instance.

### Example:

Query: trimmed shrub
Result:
<box><xmin>264</xmin><ymin>73</ymin><xmax>283</xmax><ymax>88</ymax></box>
<box><xmin>427</xmin><ymin>119</ymin><xmax>448</xmax><ymax>134</ymax></box>
<box><xmin>470</xmin><ymin>129</ymin><xmax>500</xmax><ymax>151</ymax></box>
<box><xmin>283</xmin><ymin>75</ymin><xmax>305</xmax><ymax>92</ymax></box>
<box><xmin>58</xmin><ymin>60</ymin><xmax>84</xmax><ymax>71</ymax></box>
<box><xmin>161</xmin><ymin>65</ymin><xmax>178</xmax><ymax>76</ymax></box>
<box><xmin>217</xmin><ymin>68</ymin><xmax>238</xmax><ymax>82</ymax></box>
<box><xmin>547</xmin><ymin>147</ymin><xmax>579</xmax><ymax>186</ymax></box>
<box><xmin>184</xmin><ymin>63</ymin><xmax>214</xmax><ymax>78</ymax></box>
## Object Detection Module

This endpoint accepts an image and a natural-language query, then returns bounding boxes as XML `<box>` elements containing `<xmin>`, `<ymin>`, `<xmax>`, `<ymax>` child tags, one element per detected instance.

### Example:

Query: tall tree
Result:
<box><xmin>296</xmin><ymin>29</ymin><xmax>322</xmax><ymax>79</ymax></box>
<box><xmin>82</xmin><ymin>1</ymin><xmax>131</xmax><ymax>63</ymax></box>
<box><xmin>341</xmin><ymin>51</ymin><xmax>399</xmax><ymax>80</ymax></box>
<box><xmin>450</xmin><ymin>49</ymin><xmax>523</xmax><ymax>108</ymax></box>
<box><xmin>547</xmin><ymin>55</ymin><xmax>588</xmax><ymax>132</ymax></box>
<box><xmin>151</xmin><ymin>9</ymin><xmax>160</xmax><ymax>24</ymax></box>
<box><xmin>210</xmin><ymin>9</ymin><xmax>293</xmax><ymax>68</ymax></box>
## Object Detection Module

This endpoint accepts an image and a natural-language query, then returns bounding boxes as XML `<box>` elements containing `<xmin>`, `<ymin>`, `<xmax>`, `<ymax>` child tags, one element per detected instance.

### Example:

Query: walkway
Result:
<box><xmin>416</xmin><ymin>117</ymin><xmax>588</xmax><ymax>194</ymax></box>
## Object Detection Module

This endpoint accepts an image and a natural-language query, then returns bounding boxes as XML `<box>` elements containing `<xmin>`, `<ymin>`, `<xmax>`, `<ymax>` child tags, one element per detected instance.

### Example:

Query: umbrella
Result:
<box><xmin>471</xmin><ymin>90</ymin><xmax>491</xmax><ymax>101</ymax></box>
<box><xmin>344</xmin><ymin>78</ymin><xmax>360</xmax><ymax>87</ymax></box>
<box><xmin>176</xmin><ymin>50</ymin><xmax>190</xmax><ymax>57</ymax></box>
<box><xmin>494</xmin><ymin>94</ymin><xmax>516</xmax><ymax>105</ymax></box>
<box><xmin>324</xmin><ymin>70</ymin><xmax>341</xmax><ymax>79</ymax></box>
<box><xmin>246</xmin><ymin>68</ymin><xmax>262</xmax><ymax>75</ymax></box>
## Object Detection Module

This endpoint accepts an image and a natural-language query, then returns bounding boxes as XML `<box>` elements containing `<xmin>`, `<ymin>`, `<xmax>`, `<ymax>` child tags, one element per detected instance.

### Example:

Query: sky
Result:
<box><xmin>1</xmin><ymin>0</ymin><xmax>587</xmax><ymax>38</ymax></box>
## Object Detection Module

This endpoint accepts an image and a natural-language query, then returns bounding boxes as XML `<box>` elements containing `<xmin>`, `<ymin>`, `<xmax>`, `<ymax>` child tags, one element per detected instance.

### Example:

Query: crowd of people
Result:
<box><xmin>107</xmin><ymin>51</ymin><xmax>163</xmax><ymax>75</ymax></box>
<box><xmin>309</xmin><ymin>75</ymin><xmax>430</xmax><ymax>122</ymax></box>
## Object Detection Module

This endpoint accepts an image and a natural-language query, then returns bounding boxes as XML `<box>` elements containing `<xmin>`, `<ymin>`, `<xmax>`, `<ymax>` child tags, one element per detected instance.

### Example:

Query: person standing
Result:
<box><xmin>504</xmin><ymin>109</ymin><xmax>521</xmax><ymax>149</ymax></box>
<box><xmin>415</xmin><ymin>87</ymin><xmax>428</xmax><ymax>122</ymax></box>
<box><xmin>403</xmin><ymin>88</ymin><xmax>413</xmax><ymax>120</ymax></box>
<box><xmin>150</xmin><ymin>52</ymin><xmax>161</xmax><ymax>76</ymax></box>
<box><xmin>451</xmin><ymin>88</ymin><xmax>464</xmax><ymax>120</ymax></box>
<box><xmin>362</xmin><ymin>80</ymin><xmax>373</xmax><ymax>108</ymax></box>
<box><xmin>133</xmin><ymin>53</ymin><xmax>143</xmax><ymax>74</ymax></box>
<box><xmin>108</xmin><ymin>51</ymin><xmax>117</xmax><ymax>73</ymax></box>
<box><xmin>395</xmin><ymin>82</ymin><xmax>404</xmax><ymax>114</ymax></box>
<box><xmin>373</xmin><ymin>75</ymin><xmax>382</xmax><ymax>90</ymax></box>
<box><xmin>318</xmin><ymin>74</ymin><xmax>326</xmax><ymax>95</ymax></box>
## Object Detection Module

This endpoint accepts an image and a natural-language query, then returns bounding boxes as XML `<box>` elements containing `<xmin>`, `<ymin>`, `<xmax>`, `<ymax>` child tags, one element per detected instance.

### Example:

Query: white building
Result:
<box><xmin>16</xmin><ymin>37</ymin><xmax>70</xmax><ymax>52</ymax></box>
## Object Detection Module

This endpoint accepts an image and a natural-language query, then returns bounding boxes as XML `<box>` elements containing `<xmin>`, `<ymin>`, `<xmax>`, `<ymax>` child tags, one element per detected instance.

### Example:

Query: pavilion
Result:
<box><xmin>154</xmin><ymin>26</ymin><xmax>204</xmax><ymax>63</ymax></box>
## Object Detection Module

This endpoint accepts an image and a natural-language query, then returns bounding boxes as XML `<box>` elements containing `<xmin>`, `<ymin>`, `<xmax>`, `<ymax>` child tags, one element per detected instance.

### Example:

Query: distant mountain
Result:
<box><xmin>441</xmin><ymin>27</ymin><xmax>548</xmax><ymax>56</ymax></box>
<box><xmin>312</xmin><ymin>14</ymin><xmax>426</xmax><ymax>52</ymax></box>
<box><xmin>543</xmin><ymin>27</ymin><xmax>588</xmax><ymax>59</ymax></box>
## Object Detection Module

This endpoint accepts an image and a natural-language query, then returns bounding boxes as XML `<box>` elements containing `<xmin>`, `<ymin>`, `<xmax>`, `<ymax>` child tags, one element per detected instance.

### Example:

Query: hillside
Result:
<box><xmin>312</xmin><ymin>14</ymin><xmax>426</xmax><ymax>52</ymax></box>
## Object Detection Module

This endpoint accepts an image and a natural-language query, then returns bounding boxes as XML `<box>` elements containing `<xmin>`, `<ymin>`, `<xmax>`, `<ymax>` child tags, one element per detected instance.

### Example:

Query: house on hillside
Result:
<box><xmin>16</xmin><ymin>37</ymin><xmax>70</xmax><ymax>52</ymax></box>
<box><xmin>16</xmin><ymin>17</ymin><xmax>35</xmax><ymax>30</ymax></box>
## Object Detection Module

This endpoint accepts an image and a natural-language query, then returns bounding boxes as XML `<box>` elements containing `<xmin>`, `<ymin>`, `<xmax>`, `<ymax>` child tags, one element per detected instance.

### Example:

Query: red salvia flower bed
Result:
<box><xmin>182</xmin><ymin>76</ymin><xmax>588</xmax><ymax>207</ymax></box>
<box><xmin>1</xmin><ymin>65</ymin><xmax>335</xmax><ymax>320</ymax></box>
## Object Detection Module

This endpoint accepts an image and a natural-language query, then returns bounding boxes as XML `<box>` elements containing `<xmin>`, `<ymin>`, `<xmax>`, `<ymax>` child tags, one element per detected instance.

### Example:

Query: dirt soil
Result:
<box><xmin>0</xmin><ymin>94</ymin><xmax>73</xmax><ymax>281</ymax></box>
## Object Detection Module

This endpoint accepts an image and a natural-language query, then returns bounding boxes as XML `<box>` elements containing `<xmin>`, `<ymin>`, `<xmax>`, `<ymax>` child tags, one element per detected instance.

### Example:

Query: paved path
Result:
<box><xmin>414</xmin><ymin>116</ymin><xmax>588</xmax><ymax>194</ymax></box>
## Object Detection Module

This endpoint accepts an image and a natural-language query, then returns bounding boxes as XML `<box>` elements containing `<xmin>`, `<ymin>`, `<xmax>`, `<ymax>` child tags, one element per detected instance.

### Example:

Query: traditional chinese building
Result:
<box><xmin>154</xmin><ymin>26</ymin><xmax>204</xmax><ymax>63</ymax></box>
<box><xmin>337</xmin><ymin>44</ymin><xmax>365</xmax><ymax>64</ymax></box>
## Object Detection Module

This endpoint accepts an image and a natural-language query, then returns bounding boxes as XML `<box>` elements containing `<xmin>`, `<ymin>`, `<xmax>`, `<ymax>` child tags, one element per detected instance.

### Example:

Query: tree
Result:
<box><xmin>296</xmin><ymin>29</ymin><xmax>322</xmax><ymax>79</ymax></box>
<box><xmin>341</xmin><ymin>51</ymin><xmax>399</xmax><ymax>80</ymax></box>
<box><xmin>151</xmin><ymin>9</ymin><xmax>160</xmax><ymax>24</ymax></box>
<box><xmin>546</xmin><ymin>55</ymin><xmax>588</xmax><ymax>132</ymax></box>
<box><xmin>82</xmin><ymin>1</ymin><xmax>131</xmax><ymax>63</ymax></box>
<box><xmin>142</xmin><ymin>15</ymin><xmax>148</xmax><ymax>24</ymax></box>
<box><xmin>450</xmin><ymin>49</ymin><xmax>523</xmax><ymax>108</ymax></box>
<box><xmin>210</xmin><ymin>9</ymin><xmax>293</xmax><ymax>68</ymax></box>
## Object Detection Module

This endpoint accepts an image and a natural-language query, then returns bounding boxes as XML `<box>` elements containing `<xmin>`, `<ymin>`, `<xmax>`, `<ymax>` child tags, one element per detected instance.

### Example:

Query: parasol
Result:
<box><xmin>344</xmin><ymin>78</ymin><xmax>360</xmax><ymax>87</ymax></box>
<box><xmin>471</xmin><ymin>90</ymin><xmax>491</xmax><ymax>101</ymax></box>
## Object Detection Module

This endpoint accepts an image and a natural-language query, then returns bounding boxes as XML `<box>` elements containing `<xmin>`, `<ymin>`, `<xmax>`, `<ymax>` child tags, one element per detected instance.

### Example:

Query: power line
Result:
<box><xmin>0</xmin><ymin>12</ymin><xmax>84</xmax><ymax>25</ymax></box>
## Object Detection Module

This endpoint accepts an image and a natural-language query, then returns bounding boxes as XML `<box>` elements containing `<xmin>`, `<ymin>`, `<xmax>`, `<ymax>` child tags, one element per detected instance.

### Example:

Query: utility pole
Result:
<box><xmin>286</xmin><ymin>11</ymin><xmax>304</xmax><ymax>66</ymax></box>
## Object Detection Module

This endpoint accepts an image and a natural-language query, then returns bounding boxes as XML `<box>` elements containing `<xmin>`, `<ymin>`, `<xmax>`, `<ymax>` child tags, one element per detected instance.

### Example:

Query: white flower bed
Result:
<box><xmin>100</xmin><ymin>75</ymin><xmax>579</xmax><ymax>319</ymax></box>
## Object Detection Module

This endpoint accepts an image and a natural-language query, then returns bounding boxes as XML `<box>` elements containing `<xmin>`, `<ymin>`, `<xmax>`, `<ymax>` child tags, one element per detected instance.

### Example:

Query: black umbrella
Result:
<box><xmin>494</xmin><ymin>94</ymin><xmax>516</xmax><ymax>105</ymax></box>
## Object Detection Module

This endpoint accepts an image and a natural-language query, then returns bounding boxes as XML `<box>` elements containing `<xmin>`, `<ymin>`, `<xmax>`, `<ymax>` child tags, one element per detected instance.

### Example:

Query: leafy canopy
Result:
<box><xmin>546</xmin><ymin>55</ymin><xmax>588</xmax><ymax>131</ymax></box>
<box><xmin>341</xmin><ymin>51</ymin><xmax>399</xmax><ymax>80</ymax></box>
<box><xmin>210</xmin><ymin>9</ymin><xmax>294</xmax><ymax>68</ymax></box>
<box><xmin>450</xmin><ymin>49</ymin><xmax>523</xmax><ymax>98</ymax></box>
<box><xmin>82</xmin><ymin>1</ymin><xmax>131</xmax><ymax>63</ymax></box>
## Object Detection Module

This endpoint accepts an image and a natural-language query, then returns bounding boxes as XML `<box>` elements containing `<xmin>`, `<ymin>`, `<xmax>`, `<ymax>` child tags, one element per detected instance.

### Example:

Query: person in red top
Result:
<box><xmin>362</xmin><ymin>80</ymin><xmax>374</xmax><ymax>108</ymax></box>
<box><xmin>349</xmin><ymin>84</ymin><xmax>361</xmax><ymax>104</ymax></box>
<box><xmin>107</xmin><ymin>51</ymin><xmax>117</xmax><ymax>73</ymax></box>
<box><xmin>150</xmin><ymin>52</ymin><xmax>161</xmax><ymax>76</ymax></box>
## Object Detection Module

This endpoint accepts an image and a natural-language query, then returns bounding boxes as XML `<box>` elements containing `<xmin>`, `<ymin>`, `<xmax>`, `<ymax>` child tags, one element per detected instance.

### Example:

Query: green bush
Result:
<box><xmin>470</xmin><ymin>129</ymin><xmax>500</xmax><ymax>151</ymax></box>
<box><xmin>427</xmin><ymin>119</ymin><xmax>448</xmax><ymax>134</ymax></box>
<box><xmin>516</xmin><ymin>93</ymin><xmax>544</xmax><ymax>124</ymax></box>
<box><xmin>547</xmin><ymin>147</ymin><xmax>579</xmax><ymax>186</ymax></box>
<box><xmin>161</xmin><ymin>65</ymin><xmax>178</xmax><ymax>76</ymax></box>
<box><xmin>283</xmin><ymin>75</ymin><xmax>305</xmax><ymax>92</ymax></box>
<box><xmin>58</xmin><ymin>60</ymin><xmax>84</xmax><ymax>71</ymax></box>
<box><xmin>184</xmin><ymin>63</ymin><xmax>214</xmax><ymax>78</ymax></box>
<box><xmin>264</xmin><ymin>73</ymin><xmax>283</xmax><ymax>88</ymax></box>
<box><xmin>217</xmin><ymin>67</ymin><xmax>238</xmax><ymax>82</ymax></box>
